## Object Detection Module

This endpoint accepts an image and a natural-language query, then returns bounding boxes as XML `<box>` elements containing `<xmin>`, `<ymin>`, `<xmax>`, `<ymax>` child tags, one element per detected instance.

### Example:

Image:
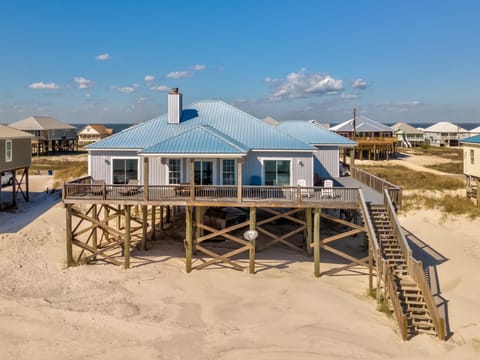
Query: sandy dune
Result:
<box><xmin>0</xmin><ymin>173</ymin><xmax>479</xmax><ymax>359</ymax></box>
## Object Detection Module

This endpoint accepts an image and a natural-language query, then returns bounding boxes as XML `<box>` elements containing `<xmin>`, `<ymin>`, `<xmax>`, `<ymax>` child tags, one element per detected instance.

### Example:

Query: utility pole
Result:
<box><xmin>353</xmin><ymin>108</ymin><xmax>357</xmax><ymax>138</ymax></box>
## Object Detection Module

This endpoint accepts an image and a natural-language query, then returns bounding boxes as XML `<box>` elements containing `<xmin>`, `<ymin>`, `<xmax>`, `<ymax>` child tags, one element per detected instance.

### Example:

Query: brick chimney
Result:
<box><xmin>168</xmin><ymin>87</ymin><xmax>182</xmax><ymax>124</ymax></box>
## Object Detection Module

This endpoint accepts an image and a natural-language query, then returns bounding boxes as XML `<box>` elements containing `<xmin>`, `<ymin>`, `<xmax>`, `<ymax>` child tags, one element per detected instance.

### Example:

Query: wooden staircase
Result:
<box><xmin>368</xmin><ymin>205</ymin><xmax>437</xmax><ymax>337</ymax></box>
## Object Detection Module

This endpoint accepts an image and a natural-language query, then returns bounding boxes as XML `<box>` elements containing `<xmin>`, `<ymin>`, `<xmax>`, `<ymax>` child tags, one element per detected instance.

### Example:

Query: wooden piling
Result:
<box><xmin>151</xmin><ymin>205</ymin><xmax>156</xmax><ymax>240</ymax></box>
<box><xmin>65</xmin><ymin>204</ymin><xmax>73</xmax><ymax>267</ymax></box>
<box><xmin>185</xmin><ymin>206</ymin><xmax>193</xmax><ymax>273</ymax></box>
<box><xmin>124</xmin><ymin>205</ymin><xmax>131</xmax><ymax>269</ymax></box>
<box><xmin>313</xmin><ymin>208</ymin><xmax>320</xmax><ymax>277</ymax></box>
<box><xmin>160</xmin><ymin>206</ymin><xmax>165</xmax><ymax>230</ymax></box>
<box><xmin>141</xmin><ymin>205</ymin><xmax>148</xmax><ymax>250</ymax></box>
<box><xmin>92</xmin><ymin>204</ymin><xmax>98</xmax><ymax>257</ymax></box>
<box><xmin>305</xmin><ymin>208</ymin><xmax>312</xmax><ymax>256</ymax></box>
<box><xmin>249</xmin><ymin>207</ymin><xmax>256</xmax><ymax>274</ymax></box>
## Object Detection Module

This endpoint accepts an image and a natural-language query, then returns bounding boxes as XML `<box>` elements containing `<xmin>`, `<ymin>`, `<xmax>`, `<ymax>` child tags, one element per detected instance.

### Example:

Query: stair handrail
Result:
<box><xmin>357</xmin><ymin>189</ymin><xmax>380</xmax><ymax>254</ymax></box>
<box><xmin>358</xmin><ymin>189</ymin><xmax>407</xmax><ymax>338</ymax></box>
<box><xmin>358</xmin><ymin>189</ymin><xmax>382</xmax><ymax>295</ymax></box>
<box><xmin>383</xmin><ymin>259</ymin><xmax>408</xmax><ymax>341</ymax></box>
<box><xmin>383</xmin><ymin>189</ymin><xmax>446</xmax><ymax>340</ymax></box>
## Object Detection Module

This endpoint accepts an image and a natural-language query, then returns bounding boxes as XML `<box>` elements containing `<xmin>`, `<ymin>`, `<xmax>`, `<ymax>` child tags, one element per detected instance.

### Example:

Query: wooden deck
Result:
<box><xmin>63</xmin><ymin>177</ymin><xmax>363</xmax><ymax>209</ymax></box>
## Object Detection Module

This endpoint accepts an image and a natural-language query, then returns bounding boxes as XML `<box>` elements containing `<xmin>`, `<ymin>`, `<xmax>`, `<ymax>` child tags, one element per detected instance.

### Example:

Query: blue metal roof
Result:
<box><xmin>275</xmin><ymin>120</ymin><xmax>356</xmax><ymax>146</ymax></box>
<box><xmin>88</xmin><ymin>100</ymin><xmax>313</xmax><ymax>152</ymax></box>
<box><xmin>330</xmin><ymin>115</ymin><xmax>393</xmax><ymax>132</ymax></box>
<box><xmin>461</xmin><ymin>134</ymin><xmax>480</xmax><ymax>144</ymax></box>
<box><xmin>141</xmin><ymin>125</ymin><xmax>249</xmax><ymax>155</ymax></box>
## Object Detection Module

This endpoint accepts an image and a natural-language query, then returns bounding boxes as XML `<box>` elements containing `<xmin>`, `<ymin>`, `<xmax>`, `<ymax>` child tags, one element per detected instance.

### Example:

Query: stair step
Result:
<box><xmin>409</xmin><ymin>314</ymin><xmax>433</xmax><ymax>320</ymax></box>
<box><xmin>405</xmin><ymin>300</ymin><xmax>427</xmax><ymax>306</ymax></box>
<box><xmin>412</xmin><ymin>320</ymin><xmax>434</xmax><ymax>327</ymax></box>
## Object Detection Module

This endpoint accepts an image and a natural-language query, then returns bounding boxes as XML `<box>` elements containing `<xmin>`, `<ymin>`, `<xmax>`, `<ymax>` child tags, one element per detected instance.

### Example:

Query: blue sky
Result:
<box><xmin>1</xmin><ymin>0</ymin><xmax>479</xmax><ymax>124</ymax></box>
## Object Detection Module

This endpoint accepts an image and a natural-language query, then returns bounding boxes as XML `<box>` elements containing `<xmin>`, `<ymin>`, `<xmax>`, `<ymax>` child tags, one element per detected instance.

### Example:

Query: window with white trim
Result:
<box><xmin>168</xmin><ymin>159</ymin><xmax>181</xmax><ymax>184</ymax></box>
<box><xmin>5</xmin><ymin>140</ymin><xmax>12</xmax><ymax>162</ymax></box>
<box><xmin>194</xmin><ymin>160</ymin><xmax>213</xmax><ymax>185</ymax></box>
<box><xmin>112</xmin><ymin>158</ymin><xmax>138</xmax><ymax>184</ymax></box>
<box><xmin>264</xmin><ymin>160</ymin><xmax>291</xmax><ymax>186</ymax></box>
<box><xmin>222</xmin><ymin>159</ymin><xmax>236</xmax><ymax>185</ymax></box>
<box><xmin>471</xmin><ymin>149</ymin><xmax>475</xmax><ymax>165</ymax></box>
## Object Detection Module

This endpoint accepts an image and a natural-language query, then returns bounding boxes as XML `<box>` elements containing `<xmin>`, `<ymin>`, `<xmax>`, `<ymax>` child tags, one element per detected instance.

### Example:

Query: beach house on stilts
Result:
<box><xmin>62</xmin><ymin>89</ymin><xmax>446</xmax><ymax>340</ymax></box>
<box><xmin>461</xmin><ymin>134</ymin><xmax>480</xmax><ymax>206</ymax></box>
<box><xmin>0</xmin><ymin>125</ymin><xmax>32</xmax><ymax>210</ymax></box>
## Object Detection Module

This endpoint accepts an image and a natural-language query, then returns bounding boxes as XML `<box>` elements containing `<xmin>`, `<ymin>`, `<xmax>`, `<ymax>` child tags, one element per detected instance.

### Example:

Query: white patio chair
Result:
<box><xmin>321</xmin><ymin>179</ymin><xmax>334</xmax><ymax>198</ymax></box>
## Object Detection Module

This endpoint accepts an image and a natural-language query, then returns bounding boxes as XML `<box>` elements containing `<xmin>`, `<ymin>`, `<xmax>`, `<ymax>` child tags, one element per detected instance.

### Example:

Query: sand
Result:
<box><xmin>0</xmin><ymin>168</ymin><xmax>479</xmax><ymax>359</ymax></box>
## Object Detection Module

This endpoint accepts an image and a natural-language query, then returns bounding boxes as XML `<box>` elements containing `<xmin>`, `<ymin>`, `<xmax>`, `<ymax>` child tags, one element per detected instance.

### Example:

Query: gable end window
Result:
<box><xmin>5</xmin><ymin>140</ymin><xmax>12</xmax><ymax>162</ymax></box>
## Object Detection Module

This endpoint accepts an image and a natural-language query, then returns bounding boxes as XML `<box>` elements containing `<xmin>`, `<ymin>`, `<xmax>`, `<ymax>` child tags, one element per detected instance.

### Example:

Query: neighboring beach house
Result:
<box><xmin>330</xmin><ymin>115</ymin><xmax>396</xmax><ymax>160</ymax></box>
<box><xmin>9</xmin><ymin>116</ymin><xmax>77</xmax><ymax>155</ymax></box>
<box><xmin>0</xmin><ymin>125</ymin><xmax>33</xmax><ymax>209</ymax></box>
<box><xmin>391</xmin><ymin>122</ymin><xmax>425</xmax><ymax>147</ymax></box>
<box><xmin>77</xmin><ymin>124</ymin><xmax>114</xmax><ymax>146</ymax></box>
<box><xmin>87</xmin><ymin>89</ymin><xmax>355</xmax><ymax>187</ymax></box>
<box><xmin>422</xmin><ymin>121</ymin><xmax>470</xmax><ymax>147</ymax></box>
<box><xmin>460</xmin><ymin>134</ymin><xmax>480</xmax><ymax>206</ymax></box>
<box><xmin>468</xmin><ymin>126</ymin><xmax>480</xmax><ymax>136</ymax></box>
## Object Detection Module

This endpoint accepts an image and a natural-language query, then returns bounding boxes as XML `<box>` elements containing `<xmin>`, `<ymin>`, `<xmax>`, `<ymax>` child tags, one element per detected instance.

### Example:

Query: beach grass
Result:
<box><xmin>423</xmin><ymin>162</ymin><xmax>463</xmax><ymax>174</ymax></box>
<box><xmin>357</xmin><ymin>164</ymin><xmax>465</xmax><ymax>190</ymax></box>
<box><xmin>32</xmin><ymin>157</ymin><xmax>88</xmax><ymax>189</ymax></box>
<box><xmin>402</xmin><ymin>145</ymin><xmax>463</xmax><ymax>161</ymax></box>
<box><xmin>402</xmin><ymin>193</ymin><xmax>480</xmax><ymax>219</ymax></box>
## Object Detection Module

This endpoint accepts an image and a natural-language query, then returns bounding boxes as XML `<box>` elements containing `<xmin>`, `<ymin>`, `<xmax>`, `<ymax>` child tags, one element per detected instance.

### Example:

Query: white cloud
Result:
<box><xmin>111</xmin><ymin>85</ymin><xmax>136</xmax><ymax>93</ymax></box>
<box><xmin>96</xmin><ymin>53</ymin><xmax>111</xmax><ymax>61</ymax></box>
<box><xmin>340</xmin><ymin>93</ymin><xmax>360</xmax><ymax>100</ymax></box>
<box><xmin>352</xmin><ymin>78</ymin><xmax>368</xmax><ymax>89</ymax></box>
<box><xmin>149</xmin><ymin>85</ymin><xmax>169</xmax><ymax>92</ymax></box>
<box><xmin>192</xmin><ymin>64</ymin><xmax>206</xmax><ymax>71</ymax></box>
<box><xmin>166</xmin><ymin>71</ymin><xmax>191</xmax><ymax>79</ymax></box>
<box><xmin>166</xmin><ymin>64</ymin><xmax>207</xmax><ymax>79</ymax></box>
<box><xmin>74</xmin><ymin>76</ymin><xmax>93</xmax><ymax>89</ymax></box>
<box><xmin>144</xmin><ymin>75</ymin><xmax>155</xmax><ymax>82</ymax></box>
<box><xmin>266</xmin><ymin>68</ymin><xmax>343</xmax><ymax>101</ymax></box>
<box><xmin>398</xmin><ymin>100</ymin><xmax>422</xmax><ymax>106</ymax></box>
<box><xmin>28</xmin><ymin>82</ymin><xmax>60</xmax><ymax>89</ymax></box>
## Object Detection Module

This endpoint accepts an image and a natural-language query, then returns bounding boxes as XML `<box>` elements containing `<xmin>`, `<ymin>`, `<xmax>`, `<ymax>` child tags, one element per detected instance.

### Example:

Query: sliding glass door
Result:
<box><xmin>194</xmin><ymin>160</ymin><xmax>213</xmax><ymax>185</ymax></box>
<box><xmin>112</xmin><ymin>158</ymin><xmax>138</xmax><ymax>184</ymax></box>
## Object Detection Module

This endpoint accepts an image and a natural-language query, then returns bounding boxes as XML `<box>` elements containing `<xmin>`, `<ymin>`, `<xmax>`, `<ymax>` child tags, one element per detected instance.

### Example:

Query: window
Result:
<box><xmin>222</xmin><ymin>159</ymin><xmax>236</xmax><ymax>185</ymax></box>
<box><xmin>5</xmin><ymin>140</ymin><xmax>12</xmax><ymax>162</ymax></box>
<box><xmin>168</xmin><ymin>159</ymin><xmax>181</xmax><ymax>184</ymax></box>
<box><xmin>112</xmin><ymin>158</ymin><xmax>138</xmax><ymax>184</ymax></box>
<box><xmin>471</xmin><ymin>149</ymin><xmax>475</xmax><ymax>165</ymax></box>
<box><xmin>264</xmin><ymin>160</ymin><xmax>291</xmax><ymax>186</ymax></box>
<box><xmin>194</xmin><ymin>160</ymin><xmax>213</xmax><ymax>185</ymax></box>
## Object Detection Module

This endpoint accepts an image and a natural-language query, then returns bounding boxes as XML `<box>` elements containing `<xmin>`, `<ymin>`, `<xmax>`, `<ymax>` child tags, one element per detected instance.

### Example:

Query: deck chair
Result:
<box><xmin>91</xmin><ymin>179</ymin><xmax>105</xmax><ymax>196</ymax></box>
<box><xmin>119</xmin><ymin>179</ymin><xmax>140</xmax><ymax>196</ymax></box>
<box><xmin>297</xmin><ymin>179</ymin><xmax>313</xmax><ymax>198</ymax></box>
<box><xmin>321</xmin><ymin>179</ymin><xmax>334</xmax><ymax>198</ymax></box>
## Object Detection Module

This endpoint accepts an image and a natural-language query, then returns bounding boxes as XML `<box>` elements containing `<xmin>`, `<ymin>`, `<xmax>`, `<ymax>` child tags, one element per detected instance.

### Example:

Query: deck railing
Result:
<box><xmin>63</xmin><ymin>177</ymin><xmax>359</xmax><ymax>205</ymax></box>
<box><xmin>383</xmin><ymin>190</ymin><xmax>446</xmax><ymax>340</ymax></box>
<box><xmin>351</xmin><ymin>166</ymin><xmax>402</xmax><ymax>208</ymax></box>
